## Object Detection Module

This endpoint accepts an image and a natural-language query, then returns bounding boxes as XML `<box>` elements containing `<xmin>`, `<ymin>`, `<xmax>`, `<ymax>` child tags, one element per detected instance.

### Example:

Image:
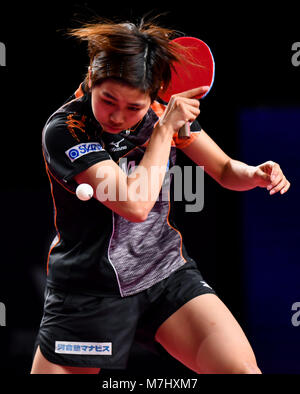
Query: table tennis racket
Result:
<box><xmin>159</xmin><ymin>37</ymin><xmax>215</xmax><ymax>138</ymax></box>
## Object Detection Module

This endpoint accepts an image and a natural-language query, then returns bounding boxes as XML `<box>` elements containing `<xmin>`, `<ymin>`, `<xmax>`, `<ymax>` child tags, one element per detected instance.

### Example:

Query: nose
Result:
<box><xmin>110</xmin><ymin>110</ymin><xmax>125</xmax><ymax>125</ymax></box>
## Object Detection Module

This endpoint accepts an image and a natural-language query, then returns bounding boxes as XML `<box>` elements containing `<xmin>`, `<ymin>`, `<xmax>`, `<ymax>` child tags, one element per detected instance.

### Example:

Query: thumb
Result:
<box><xmin>254</xmin><ymin>166</ymin><xmax>271</xmax><ymax>187</ymax></box>
<box><xmin>257</xmin><ymin>160</ymin><xmax>275</xmax><ymax>175</ymax></box>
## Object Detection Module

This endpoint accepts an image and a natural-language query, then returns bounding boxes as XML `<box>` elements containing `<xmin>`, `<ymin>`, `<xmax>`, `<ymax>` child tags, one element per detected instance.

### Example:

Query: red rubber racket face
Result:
<box><xmin>159</xmin><ymin>37</ymin><xmax>215</xmax><ymax>102</ymax></box>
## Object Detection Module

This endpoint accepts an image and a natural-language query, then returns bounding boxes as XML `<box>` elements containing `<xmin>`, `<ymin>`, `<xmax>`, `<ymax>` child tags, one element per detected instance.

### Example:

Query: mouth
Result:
<box><xmin>102</xmin><ymin>123</ymin><xmax>123</xmax><ymax>133</ymax></box>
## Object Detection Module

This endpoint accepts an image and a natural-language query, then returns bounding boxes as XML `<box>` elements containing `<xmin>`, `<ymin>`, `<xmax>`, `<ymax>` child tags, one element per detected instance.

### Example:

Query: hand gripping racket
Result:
<box><xmin>159</xmin><ymin>37</ymin><xmax>215</xmax><ymax>139</ymax></box>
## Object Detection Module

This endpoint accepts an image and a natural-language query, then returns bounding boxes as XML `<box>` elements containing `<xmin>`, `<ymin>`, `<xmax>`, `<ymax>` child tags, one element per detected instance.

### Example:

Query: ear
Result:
<box><xmin>88</xmin><ymin>67</ymin><xmax>92</xmax><ymax>89</ymax></box>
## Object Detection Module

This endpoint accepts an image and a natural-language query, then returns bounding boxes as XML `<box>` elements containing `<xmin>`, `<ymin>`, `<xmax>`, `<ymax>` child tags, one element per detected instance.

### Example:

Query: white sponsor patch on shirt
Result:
<box><xmin>65</xmin><ymin>142</ymin><xmax>104</xmax><ymax>162</ymax></box>
<box><xmin>55</xmin><ymin>341</ymin><xmax>112</xmax><ymax>355</ymax></box>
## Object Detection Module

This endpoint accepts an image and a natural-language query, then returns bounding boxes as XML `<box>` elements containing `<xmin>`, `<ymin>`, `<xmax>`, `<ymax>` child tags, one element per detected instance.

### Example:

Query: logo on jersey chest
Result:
<box><xmin>109</xmin><ymin>138</ymin><xmax>128</xmax><ymax>152</ymax></box>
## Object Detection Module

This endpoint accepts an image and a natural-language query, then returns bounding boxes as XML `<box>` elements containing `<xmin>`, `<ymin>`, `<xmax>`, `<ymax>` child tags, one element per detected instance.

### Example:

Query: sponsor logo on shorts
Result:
<box><xmin>55</xmin><ymin>341</ymin><xmax>112</xmax><ymax>355</ymax></box>
<box><xmin>200</xmin><ymin>280</ymin><xmax>212</xmax><ymax>289</ymax></box>
<box><xmin>65</xmin><ymin>142</ymin><xmax>104</xmax><ymax>162</ymax></box>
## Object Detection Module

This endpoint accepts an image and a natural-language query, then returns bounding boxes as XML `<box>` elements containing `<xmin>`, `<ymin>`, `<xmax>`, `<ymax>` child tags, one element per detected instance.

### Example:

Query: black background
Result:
<box><xmin>0</xmin><ymin>0</ymin><xmax>299</xmax><ymax>381</ymax></box>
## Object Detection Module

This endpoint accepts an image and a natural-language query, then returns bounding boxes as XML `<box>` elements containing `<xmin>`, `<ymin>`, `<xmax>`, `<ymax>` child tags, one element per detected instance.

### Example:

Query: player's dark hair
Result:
<box><xmin>68</xmin><ymin>17</ymin><xmax>185</xmax><ymax>101</ymax></box>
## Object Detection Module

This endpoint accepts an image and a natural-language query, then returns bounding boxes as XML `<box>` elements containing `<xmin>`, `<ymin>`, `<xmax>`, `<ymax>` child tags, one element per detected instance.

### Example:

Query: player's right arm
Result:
<box><xmin>74</xmin><ymin>87</ymin><xmax>204</xmax><ymax>222</ymax></box>
<box><xmin>75</xmin><ymin>123</ymin><xmax>174</xmax><ymax>222</ymax></box>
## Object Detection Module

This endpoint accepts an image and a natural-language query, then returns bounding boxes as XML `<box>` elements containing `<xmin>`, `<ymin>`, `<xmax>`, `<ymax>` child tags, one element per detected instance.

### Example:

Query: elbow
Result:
<box><xmin>218</xmin><ymin>158</ymin><xmax>232</xmax><ymax>187</ymax></box>
<box><xmin>97</xmin><ymin>197</ymin><xmax>150</xmax><ymax>223</ymax></box>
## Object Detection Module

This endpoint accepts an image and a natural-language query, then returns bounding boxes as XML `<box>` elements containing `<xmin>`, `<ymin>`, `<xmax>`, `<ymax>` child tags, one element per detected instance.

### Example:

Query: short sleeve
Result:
<box><xmin>173</xmin><ymin>119</ymin><xmax>202</xmax><ymax>149</ymax></box>
<box><xmin>42</xmin><ymin>113</ymin><xmax>111</xmax><ymax>183</ymax></box>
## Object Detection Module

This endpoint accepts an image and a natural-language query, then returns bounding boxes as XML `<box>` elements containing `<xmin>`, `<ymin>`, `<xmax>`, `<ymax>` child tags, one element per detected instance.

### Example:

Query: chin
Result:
<box><xmin>100</xmin><ymin>123</ymin><xmax>123</xmax><ymax>133</ymax></box>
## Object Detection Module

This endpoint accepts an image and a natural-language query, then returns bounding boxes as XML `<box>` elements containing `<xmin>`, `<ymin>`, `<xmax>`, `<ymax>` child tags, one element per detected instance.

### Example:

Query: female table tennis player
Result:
<box><xmin>31</xmin><ymin>18</ymin><xmax>290</xmax><ymax>374</ymax></box>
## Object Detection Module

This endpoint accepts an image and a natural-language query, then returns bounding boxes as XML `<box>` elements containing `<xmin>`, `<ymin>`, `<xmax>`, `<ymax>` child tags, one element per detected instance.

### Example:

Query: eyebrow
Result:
<box><xmin>102</xmin><ymin>91</ymin><xmax>146</xmax><ymax>108</ymax></box>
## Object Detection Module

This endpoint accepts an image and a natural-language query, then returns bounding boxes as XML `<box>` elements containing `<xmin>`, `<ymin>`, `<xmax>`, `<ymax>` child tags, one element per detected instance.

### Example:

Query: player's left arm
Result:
<box><xmin>180</xmin><ymin>129</ymin><xmax>291</xmax><ymax>195</ymax></box>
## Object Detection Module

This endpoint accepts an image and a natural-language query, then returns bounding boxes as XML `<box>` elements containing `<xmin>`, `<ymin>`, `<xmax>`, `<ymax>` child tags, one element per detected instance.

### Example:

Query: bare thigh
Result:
<box><xmin>30</xmin><ymin>346</ymin><xmax>100</xmax><ymax>374</ymax></box>
<box><xmin>155</xmin><ymin>294</ymin><xmax>261</xmax><ymax>374</ymax></box>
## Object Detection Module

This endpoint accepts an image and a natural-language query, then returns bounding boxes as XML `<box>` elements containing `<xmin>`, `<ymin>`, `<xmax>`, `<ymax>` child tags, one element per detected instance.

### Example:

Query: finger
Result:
<box><xmin>170</xmin><ymin>94</ymin><xmax>201</xmax><ymax>106</ymax></box>
<box><xmin>177</xmin><ymin>85</ymin><xmax>210</xmax><ymax>99</ymax></box>
<box><xmin>270</xmin><ymin>163</ymin><xmax>281</xmax><ymax>182</ymax></box>
<box><xmin>269</xmin><ymin>178</ymin><xmax>287</xmax><ymax>195</ymax></box>
<box><xmin>280</xmin><ymin>181</ymin><xmax>291</xmax><ymax>194</ymax></box>
<box><xmin>259</xmin><ymin>160</ymin><xmax>276</xmax><ymax>175</ymax></box>
<box><xmin>180</xmin><ymin>108</ymin><xmax>200</xmax><ymax>124</ymax></box>
<box><xmin>172</xmin><ymin>98</ymin><xmax>201</xmax><ymax>112</ymax></box>
<box><xmin>173</xmin><ymin>97</ymin><xmax>200</xmax><ymax>118</ymax></box>
<box><xmin>267</xmin><ymin>173</ymin><xmax>283</xmax><ymax>190</ymax></box>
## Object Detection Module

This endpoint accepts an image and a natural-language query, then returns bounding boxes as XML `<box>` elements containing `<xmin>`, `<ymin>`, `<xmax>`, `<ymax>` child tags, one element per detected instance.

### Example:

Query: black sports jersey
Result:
<box><xmin>42</xmin><ymin>83</ymin><xmax>202</xmax><ymax>297</ymax></box>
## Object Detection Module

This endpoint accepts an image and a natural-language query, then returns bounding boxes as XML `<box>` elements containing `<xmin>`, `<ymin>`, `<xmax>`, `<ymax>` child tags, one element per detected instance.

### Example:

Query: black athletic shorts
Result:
<box><xmin>36</xmin><ymin>259</ymin><xmax>217</xmax><ymax>369</ymax></box>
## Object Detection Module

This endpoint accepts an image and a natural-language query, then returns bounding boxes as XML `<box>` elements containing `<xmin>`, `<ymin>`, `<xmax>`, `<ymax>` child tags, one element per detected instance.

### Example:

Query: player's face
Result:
<box><xmin>91</xmin><ymin>80</ymin><xmax>151</xmax><ymax>134</ymax></box>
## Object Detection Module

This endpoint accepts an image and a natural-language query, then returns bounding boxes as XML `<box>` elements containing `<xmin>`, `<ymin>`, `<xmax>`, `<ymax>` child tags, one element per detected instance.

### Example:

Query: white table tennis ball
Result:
<box><xmin>76</xmin><ymin>183</ymin><xmax>94</xmax><ymax>201</ymax></box>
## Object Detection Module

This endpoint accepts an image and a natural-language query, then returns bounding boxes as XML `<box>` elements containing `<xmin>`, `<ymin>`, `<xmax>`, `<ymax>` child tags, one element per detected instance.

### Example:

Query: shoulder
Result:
<box><xmin>43</xmin><ymin>88</ymin><xmax>97</xmax><ymax>147</ymax></box>
<box><xmin>42</xmin><ymin>107</ymin><xmax>99</xmax><ymax>166</ymax></box>
<box><xmin>43</xmin><ymin>111</ymin><xmax>84</xmax><ymax>149</ymax></box>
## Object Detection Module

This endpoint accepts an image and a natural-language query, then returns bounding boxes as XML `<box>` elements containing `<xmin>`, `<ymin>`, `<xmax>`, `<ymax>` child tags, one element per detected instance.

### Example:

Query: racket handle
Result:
<box><xmin>178</xmin><ymin>122</ymin><xmax>191</xmax><ymax>139</ymax></box>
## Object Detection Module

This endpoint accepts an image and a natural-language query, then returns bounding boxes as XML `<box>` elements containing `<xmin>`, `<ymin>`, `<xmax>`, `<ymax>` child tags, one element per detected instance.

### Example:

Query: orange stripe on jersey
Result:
<box><xmin>166</xmin><ymin>190</ymin><xmax>187</xmax><ymax>262</ymax></box>
<box><xmin>75</xmin><ymin>83</ymin><xmax>85</xmax><ymax>98</ymax></box>
<box><xmin>42</xmin><ymin>150</ymin><xmax>76</xmax><ymax>194</ymax></box>
<box><xmin>173</xmin><ymin>131</ymin><xmax>201</xmax><ymax>149</ymax></box>
<box><xmin>142</xmin><ymin>101</ymin><xmax>176</xmax><ymax>149</ymax></box>
<box><xmin>151</xmin><ymin>100</ymin><xmax>166</xmax><ymax>118</ymax></box>
<box><xmin>42</xmin><ymin>154</ymin><xmax>61</xmax><ymax>274</ymax></box>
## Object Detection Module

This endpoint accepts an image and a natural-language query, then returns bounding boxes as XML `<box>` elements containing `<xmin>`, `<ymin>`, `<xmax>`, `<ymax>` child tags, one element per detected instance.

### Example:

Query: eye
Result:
<box><xmin>102</xmin><ymin>99</ymin><xmax>115</xmax><ymax>106</ymax></box>
<box><xmin>128</xmin><ymin>106</ymin><xmax>141</xmax><ymax>112</ymax></box>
